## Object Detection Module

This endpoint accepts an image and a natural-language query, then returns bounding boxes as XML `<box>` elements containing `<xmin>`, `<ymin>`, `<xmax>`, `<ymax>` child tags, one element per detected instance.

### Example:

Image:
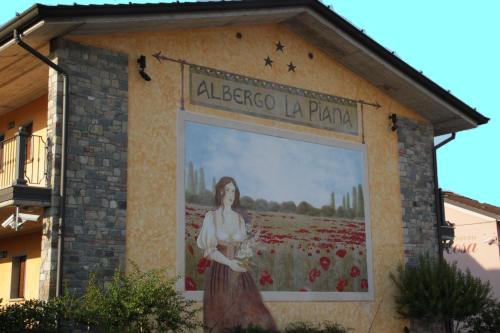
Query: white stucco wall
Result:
<box><xmin>444</xmin><ymin>202</ymin><xmax>500</xmax><ymax>300</ymax></box>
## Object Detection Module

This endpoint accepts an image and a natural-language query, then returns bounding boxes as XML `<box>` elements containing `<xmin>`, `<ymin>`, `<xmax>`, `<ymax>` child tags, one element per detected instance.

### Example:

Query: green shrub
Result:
<box><xmin>463</xmin><ymin>298</ymin><xmax>500</xmax><ymax>332</ymax></box>
<box><xmin>229</xmin><ymin>322</ymin><xmax>349</xmax><ymax>333</ymax></box>
<box><xmin>230</xmin><ymin>324</ymin><xmax>278</xmax><ymax>333</ymax></box>
<box><xmin>284</xmin><ymin>322</ymin><xmax>350</xmax><ymax>333</ymax></box>
<box><xmin>0</xmin><ymin>298</ymin><xmax>65</xmax><ymax>332</ymax></box>
<box><xmin>390</xmin><ymin>254</ymin><xmax>492</xmax><ymax>327</ymax></box>
<box><xmin>0</xmin><ymin>268</ymin><xmax>200</xmax><ymax>333</ymax></box>
<box><xmin>73</xmin><ymin>268</ymin><xmax>200</xmax><ymax>332</ymax></box>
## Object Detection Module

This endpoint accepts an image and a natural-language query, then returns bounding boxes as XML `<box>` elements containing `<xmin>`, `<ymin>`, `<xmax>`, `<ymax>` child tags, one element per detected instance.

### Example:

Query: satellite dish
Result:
<box><xmin>1</xmin><ymin>206</ymin><xmax>39</xmax><ymax>231</ymax></box>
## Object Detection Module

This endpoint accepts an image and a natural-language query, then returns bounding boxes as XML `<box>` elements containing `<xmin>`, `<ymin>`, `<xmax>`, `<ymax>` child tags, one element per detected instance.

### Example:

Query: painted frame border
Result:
<box><xmin>176</xmin><ymin>110</ymin><xmax>374</xmax><ymax>301</ymax></box>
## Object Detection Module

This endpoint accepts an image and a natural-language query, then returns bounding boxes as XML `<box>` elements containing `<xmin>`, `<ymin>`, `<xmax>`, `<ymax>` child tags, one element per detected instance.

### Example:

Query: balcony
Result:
<box><xmin>0</xmin><ymin>128</ymin><xmax>51</xmax><ymax>209</ymax></box>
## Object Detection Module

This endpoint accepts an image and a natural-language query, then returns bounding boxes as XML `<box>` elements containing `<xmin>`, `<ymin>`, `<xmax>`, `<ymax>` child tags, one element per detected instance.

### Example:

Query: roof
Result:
<box><xmin>444</xmin><ymin>191</ymin><xmax>500</xmax><ymax>221</ymax></box>
<box><xmin>0</xmin><ymin>0</ymin><xmax>489</xmax><ymax>134</ymax></box>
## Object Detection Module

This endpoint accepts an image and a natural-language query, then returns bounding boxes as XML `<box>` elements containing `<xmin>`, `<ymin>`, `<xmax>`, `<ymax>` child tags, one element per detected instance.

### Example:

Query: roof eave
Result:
<box><xmin>0</xmin><ymin>0</ymin><xmax>490</xmax><ymax>131</ymax></box>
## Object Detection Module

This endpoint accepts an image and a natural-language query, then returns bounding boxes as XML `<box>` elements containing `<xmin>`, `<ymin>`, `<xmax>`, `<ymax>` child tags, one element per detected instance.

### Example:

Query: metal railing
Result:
<box><xmin>0</xmin><ymin>129</ymin><xmax>48</xmax><ymax>189</ymax></box>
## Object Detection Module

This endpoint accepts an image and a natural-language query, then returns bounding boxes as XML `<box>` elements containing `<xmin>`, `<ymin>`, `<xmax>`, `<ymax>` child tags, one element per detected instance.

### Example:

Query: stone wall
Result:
<box><xmin>41</xmin><ymin>38</ymin><xmax>128</xmax><ymax>296</ymax></box>
<box><xmin>397</xmin><ymin>116</ymin><xmax>444</xmax><ymax>333</ymax></box>
<box><xmin>397</xmin><ymin>116</ymin><xmax>439</xmax><ymax>264</ymax></box>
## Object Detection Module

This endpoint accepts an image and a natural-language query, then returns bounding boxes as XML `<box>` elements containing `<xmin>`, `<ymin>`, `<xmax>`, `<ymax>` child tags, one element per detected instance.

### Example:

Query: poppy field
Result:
<box><xmin>184</xmin><ymin>204</ymin><xmax>369</xmax><ymax>293</ymax></box>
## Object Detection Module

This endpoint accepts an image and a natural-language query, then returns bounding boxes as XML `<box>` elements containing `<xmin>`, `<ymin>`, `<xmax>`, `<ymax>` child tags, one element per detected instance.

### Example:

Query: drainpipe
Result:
<box><xmin>14</xmin><ymin>30</ymin><xmax>68</xmax><ymax>298</ymax></box>
<box><xmin>432</xmin><ymin>132</ymin><xmax>456</xmax><ymax>333</ymax></box>
<box><xmin>433</xmin><ymin>132</ymin><xmax>456</xmax><ymax>259</ymax></box>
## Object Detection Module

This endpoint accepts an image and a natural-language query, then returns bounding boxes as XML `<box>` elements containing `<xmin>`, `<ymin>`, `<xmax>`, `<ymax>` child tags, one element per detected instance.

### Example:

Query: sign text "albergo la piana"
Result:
<box><xmin>189</xmin><ymin>66</ymin><xmax>359</xmax><ymax>135</ymax></box>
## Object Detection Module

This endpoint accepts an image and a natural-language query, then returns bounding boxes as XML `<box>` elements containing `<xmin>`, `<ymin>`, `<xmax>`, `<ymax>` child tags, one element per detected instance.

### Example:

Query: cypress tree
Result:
<box><xmin>330</xmin><ymin>192</ymin><xmax>336</xmax><ymax>216</ymax></box>
<box><xmin>352</xmin><ymin>186</ymin><xmax>358</xmax><ymax>217</ymax></box>
<box><xmin>194</xmin><ymin>168</ymin><xmax>199</xmax><ymax>194</ymax></box>
<box><xmin>357</xmin><ymin>184</ymin><xmax>364</xmax><ymax>218</ymax></box>
<box><xmin>187</xmin><ymin>161</ymin><xmax>195</xmax><ymax>193</ymax></box>
<box><xmin>199</xmin><ymin>167</ymin><xmax>206</xmax><ymax>193</ymax></box>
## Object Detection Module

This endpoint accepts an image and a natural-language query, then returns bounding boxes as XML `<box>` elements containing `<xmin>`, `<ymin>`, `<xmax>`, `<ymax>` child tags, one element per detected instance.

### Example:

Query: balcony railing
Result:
<box><xmin>0</xmin><ymin>129</ymin><xmax>48</xmax><ymax>189</ymax></box>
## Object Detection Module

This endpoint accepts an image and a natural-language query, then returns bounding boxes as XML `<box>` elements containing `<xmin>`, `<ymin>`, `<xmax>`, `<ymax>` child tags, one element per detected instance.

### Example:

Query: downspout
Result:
<box><xmin>433</xmin><ymin>132</ymin><xmax>456</xmax><ymax>260</ymax></box>
<box><xmin>14</xmin><ymin>30</ymin><xmax>68</xmax><ymax>298</ymax></box>
<box><xmin>432</xmin><ymin>132</ymin><xmax>456</xmax><ymax>333</ymax></box>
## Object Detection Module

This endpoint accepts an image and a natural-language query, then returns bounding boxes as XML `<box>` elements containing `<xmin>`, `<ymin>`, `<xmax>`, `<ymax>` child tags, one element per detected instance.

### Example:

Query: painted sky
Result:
<box><xmin>185</xmin><ymin>121</ymin><xmax>364</xmax><ymax>207</ymax></box>
<box><xmin>1</xmin><ymin>0</ymin><xmax>498</xmax><ymax>205</ymax></box>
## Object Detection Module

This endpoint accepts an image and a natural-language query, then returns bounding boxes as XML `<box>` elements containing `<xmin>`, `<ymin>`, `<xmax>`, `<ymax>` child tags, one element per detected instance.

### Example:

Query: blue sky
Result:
<box><xmin>1</xmin><ymin>0</ymin><xmax>498</xmax><ymax>206</ymax></box>
<box><xmin>185</xmin><ymin>121</ymin><xmax>363</xmax><ymax>207</ymax></box>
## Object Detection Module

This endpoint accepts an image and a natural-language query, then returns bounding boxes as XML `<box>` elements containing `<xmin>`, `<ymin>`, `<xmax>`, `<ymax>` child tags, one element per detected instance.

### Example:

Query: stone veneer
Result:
<box><xmin>397</xmin><ymin>116</ymin><xmax>444</xmax><ymax>333</ymax></box>
<box><xmin>397</xmin><ymin>116</ymin><xmax>439</xmax><ymax>264</ymax></box>
<box><xmin>40</xmin><ymin>38</ymin><xmax>128</xmax><ymax>296</ymax></box>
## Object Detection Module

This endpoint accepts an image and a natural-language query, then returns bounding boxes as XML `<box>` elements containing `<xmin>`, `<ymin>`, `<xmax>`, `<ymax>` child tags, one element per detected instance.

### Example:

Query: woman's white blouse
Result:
<box><xmin>196</xmin><ymin>208</ymin><xmax>246</xmax><ymax>257</ymax></box>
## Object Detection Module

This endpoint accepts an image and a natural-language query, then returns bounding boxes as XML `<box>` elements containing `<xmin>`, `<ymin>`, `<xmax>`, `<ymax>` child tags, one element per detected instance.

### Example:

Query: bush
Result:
<box><xmin>0</xmin><ymin>268</ymin><xmax>200</xmax><ymax>333</ymax></box>
<box><xmin>0</xmin><ymin>297</ymin><xmax>68</xmax><ymax>332</ymax></box>
<box><xmin>74</xmin><ymin>268</ymin><xmax>200</xmax><ymax>332</ymax></box>
<box><xmin>463</xmin><ymin>298</ymin><xmax>500</xmax><ymax>332</ymax></box>
<box><xmin>284</xmin><ymin>322</ymin><xmax>349</xmax><ymax>333</ymax></box>
<box><xmin>390</xmin><ymin>254</ymin><xmax>492</xmax><ymax>328</ymax></box>
<box><xmin>229</xmin><ymin>322</ymin><xmax>350</xmax><ymax>333</ymax></box>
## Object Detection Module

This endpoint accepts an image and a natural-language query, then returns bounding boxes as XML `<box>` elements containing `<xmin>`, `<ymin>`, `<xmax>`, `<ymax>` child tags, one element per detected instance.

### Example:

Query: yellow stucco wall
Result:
<box><xmin>0</xmin><ymin>95</ymin><xmax>47</xmax><ymax>139</ymax></box>
<box><xmin>0</xmin><ymin>230</ymin><xmax>42</xmax><ymax>305</ymax></box>
<box><xmin>0</xmin><ymin>95</ymin><xmax>48</xmax><ymax>188</ymax></box>
<box><xmin>70</xmin><ymin>24</ymin><xmax>430</xmax><ymax>332</ymax></box>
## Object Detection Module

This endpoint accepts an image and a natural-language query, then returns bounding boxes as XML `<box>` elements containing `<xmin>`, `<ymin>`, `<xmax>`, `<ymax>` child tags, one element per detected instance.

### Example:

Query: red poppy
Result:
<box><xmin>185</xmin><ymin>277</ymin><xmax>197</xmax><ymax>291</ymax></box>
<box><xmin>350</xmin><ymin>266</ymin><xmax>361</xmax><ymax>277</ymax></box>
<box><xmin>299</xmin><ymin>288</ymin><xmax>309</xmax><ymax>292</ymax></box>
<box><xmin>196</xmin><ymin>257</ymin><xmax>211</xmax><ymax>274</ymax></box>
<box><xmin>191</xmin><ymin>223</ymin><xmax>201</xmax><ymax>229</ymax></box>
<box><xmin>296</xmin><ymin>228</ymin><xmax>310</xmax><ymax>233</ymax></box>
<box><xmin>257</xmin><ymin>250</ymin><xmax>263</xmax><ymax>256</ymax></box>
<box><xmin>271</xmin><ymin>249</ymin><xmax>276</xmax><ymax>254</ymax></box>
<box><xmin>308</xmin><ymin>268</ymin><xmax>321</xmax><ymax>283</ymax></box>
<box><xmin>319</xmin><ymin>257</ymin><xmax>331</xmax><ymax>271</ymax></box>
<box><xmin>360</xmin><ymin>279</ymin><xmax>368</xmax><ymax>289</ymax></box>
<box><xmin>187</xmin><ymin>245</ymin><xmax>194</xmax><ymax>256</ymax></box>
<box><xmin>336</xmin><ymin>278</ymin><xmax>348</xmax><ymax>292</ymax></box>
<box><xmin>259</xmin><ymin>271</ymin><xmax>273</xmax><ymax>286</ymax></box>
<box><xmin>336</xmin><ymin>249</ymin><xmax>347</xmax><ymax>258</ymax></box>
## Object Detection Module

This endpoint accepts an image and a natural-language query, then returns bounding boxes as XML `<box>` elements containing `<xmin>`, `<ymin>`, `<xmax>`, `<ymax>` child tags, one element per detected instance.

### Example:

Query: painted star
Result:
<box><xmin>264</xmin><ymin>56</ymin><xmax>273</xmax><ymax>67</ymax></box>
<box><xmin>275</xmin><ymin>41</ymin><xmax>285</xmax><ymax>52</ymax></box>
<box><xmin>288</xmin><ymin>62</ymin><xmax>296</xmax><ymax>72</ymax></box>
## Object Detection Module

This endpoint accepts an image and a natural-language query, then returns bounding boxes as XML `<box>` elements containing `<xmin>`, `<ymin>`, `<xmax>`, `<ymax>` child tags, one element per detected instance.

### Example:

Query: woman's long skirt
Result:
<box><xmin>203</xmin><ymin>261</ymin><xmax>277</xmax><ymax>333</ymax></box>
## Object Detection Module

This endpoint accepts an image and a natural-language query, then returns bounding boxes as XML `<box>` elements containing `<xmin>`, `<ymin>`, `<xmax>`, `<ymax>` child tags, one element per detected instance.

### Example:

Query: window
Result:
<box><xmin>10</xmin><ymin>255</ymin><xmax>27</xmax><ymax>299</ymax></box>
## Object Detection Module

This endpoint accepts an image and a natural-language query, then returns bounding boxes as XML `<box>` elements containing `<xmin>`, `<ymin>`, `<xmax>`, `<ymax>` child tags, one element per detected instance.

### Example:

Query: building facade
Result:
<box><xmin>443</xmin><ymin>192</ymin><xmax>500</xmax><ymax>300</ymax></box>
<box><xmin>0</xmin><ymin>1</ymin><xmax>489</xmax><ymax>332</ymax></box>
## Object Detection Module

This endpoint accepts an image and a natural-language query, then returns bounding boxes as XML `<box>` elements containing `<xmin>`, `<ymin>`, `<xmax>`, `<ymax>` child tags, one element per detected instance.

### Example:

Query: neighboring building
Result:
<box><xmin>0</xmin><ymin>1</ymin><xmax>489</xmax><ymax>332</ymax></box>
<box><xmin>443</xmin><ymin>192</ymin><xmax>500</xmax><ymax>300</ymax></box>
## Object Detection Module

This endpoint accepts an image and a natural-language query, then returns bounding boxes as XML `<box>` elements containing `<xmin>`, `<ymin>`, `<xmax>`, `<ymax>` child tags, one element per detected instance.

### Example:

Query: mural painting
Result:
<box><xmin>178</xmin><ymin>113</ymin><xmax>373</xmax><ymax>330</ymax></box>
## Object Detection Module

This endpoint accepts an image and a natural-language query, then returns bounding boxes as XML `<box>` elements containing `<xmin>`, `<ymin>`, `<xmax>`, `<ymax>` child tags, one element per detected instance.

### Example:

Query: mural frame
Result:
<box><xmin>176</xmin><ymin>110</ymin><xmax>374</xmax><ymax>301</ymax></box>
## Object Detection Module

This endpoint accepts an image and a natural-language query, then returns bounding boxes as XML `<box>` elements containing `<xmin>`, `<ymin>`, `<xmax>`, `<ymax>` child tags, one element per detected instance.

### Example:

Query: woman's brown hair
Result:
<box><xmin>214</xmin><ymin>176</ymin><xmax>240</xmax><ymax>208</ymax></box>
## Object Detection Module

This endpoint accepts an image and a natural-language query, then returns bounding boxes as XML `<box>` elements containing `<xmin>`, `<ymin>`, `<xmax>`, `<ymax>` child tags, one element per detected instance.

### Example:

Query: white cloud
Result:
<box><xmin>187</xmin><ymin>123</ymin><xmax>364</xmax><ymax>207</ymax></box>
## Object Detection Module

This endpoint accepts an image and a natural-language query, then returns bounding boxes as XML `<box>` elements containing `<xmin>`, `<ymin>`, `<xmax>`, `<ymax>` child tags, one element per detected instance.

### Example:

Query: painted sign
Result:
<box><xmin>189</xmin><ymin>65</ymin><xmax>359</xmax><ymax>135</ymax></box>
<box><xmin>178</xmin><ymin>111</ymin><xmax>373</xmax><ymax>306</ymax></box>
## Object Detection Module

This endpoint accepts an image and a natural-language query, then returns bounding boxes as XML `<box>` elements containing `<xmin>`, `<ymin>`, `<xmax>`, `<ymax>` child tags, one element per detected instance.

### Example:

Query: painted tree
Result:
<box><xmin>212</xmin><ymin>177</ymin><xmax>216</xmax><ymax>193</ymax></box>
<box><xmin>198</xmin><ymin>167</ymin><xmax>206</xmax><ymax>193</ymax></box>
<box><xmin>330</xmin><ymin>192</ymin><xmax>336</xmax><ymax>216</ymax></box>
<box><xmin>187</xmin><ymin>161</ymin><xmax>195</xmax><ymax>193</ymax></box>
<box><xmin>352</xmin><ymin>186</ymin><xmax>358</xmax><ymax>218</ymax></box>
<box><xmin>193</xmin><ymin>169</ymin><xmax>199</xmax><ymax>194</ymax></box>
<box><xmin>357</xmin><ymin>184</ymin><xmax>365</xmax><ymax>218</ymax></box>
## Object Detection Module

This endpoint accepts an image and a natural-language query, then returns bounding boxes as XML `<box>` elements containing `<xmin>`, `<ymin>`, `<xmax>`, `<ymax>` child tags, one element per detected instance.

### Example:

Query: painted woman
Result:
<box><xmin>196</xmin><ymin>176</ymin><xmax>276</xmax><ymax>332</ymax></box>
